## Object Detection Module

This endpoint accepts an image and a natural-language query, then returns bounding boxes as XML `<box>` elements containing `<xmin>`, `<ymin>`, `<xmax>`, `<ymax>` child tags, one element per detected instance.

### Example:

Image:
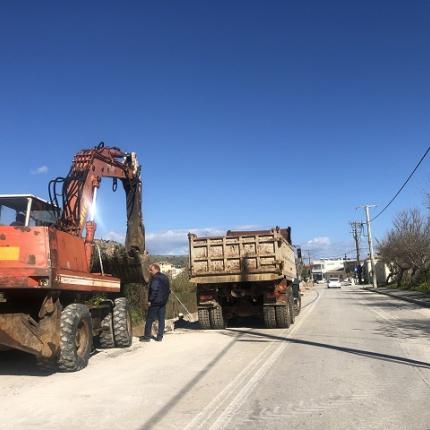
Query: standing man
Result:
<box><xmin>141</xmin><ymin>263</ymin><xmax>171</xmax><ymax>342</ymax></box>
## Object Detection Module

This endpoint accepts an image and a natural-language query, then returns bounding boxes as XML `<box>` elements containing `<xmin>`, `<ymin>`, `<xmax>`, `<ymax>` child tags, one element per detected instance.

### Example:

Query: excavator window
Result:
<box><xmin>0</xmin><ymin>195</ymin><xmax>59</xmax><ymax>227</ymax></box>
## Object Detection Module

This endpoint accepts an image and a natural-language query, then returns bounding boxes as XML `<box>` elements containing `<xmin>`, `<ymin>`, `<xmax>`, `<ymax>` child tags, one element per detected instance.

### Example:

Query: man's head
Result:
<box><xmin>15</xmin><ymin>213</ymin><xmax>25</xmax><ymax>225</ymax></box>
<box><xmin>149</xmin><ymin>263</ymin><xmax>160</xmax><ymax>277</ymax></box>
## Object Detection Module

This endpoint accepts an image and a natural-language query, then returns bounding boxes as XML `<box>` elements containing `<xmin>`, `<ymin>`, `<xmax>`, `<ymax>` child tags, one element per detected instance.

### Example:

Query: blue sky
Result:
<box><xmin>1</xmin><ymin>1</ymin><xmax>430</xmax><ymax>256</ymax></box>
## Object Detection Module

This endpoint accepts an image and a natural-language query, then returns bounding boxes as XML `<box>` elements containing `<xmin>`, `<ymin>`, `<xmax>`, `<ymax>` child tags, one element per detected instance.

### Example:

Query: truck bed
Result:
<box><xmin>188</xmin><ymin>227</ymin><xmax>297</xmax><ymax>284</ymax></box>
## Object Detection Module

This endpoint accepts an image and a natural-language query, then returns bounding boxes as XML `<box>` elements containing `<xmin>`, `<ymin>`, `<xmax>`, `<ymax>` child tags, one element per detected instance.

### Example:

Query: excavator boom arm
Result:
<box><xmin>49</xmin><ymin>143</ymin><xmax>145</xmax><ymax>257</ymax></box>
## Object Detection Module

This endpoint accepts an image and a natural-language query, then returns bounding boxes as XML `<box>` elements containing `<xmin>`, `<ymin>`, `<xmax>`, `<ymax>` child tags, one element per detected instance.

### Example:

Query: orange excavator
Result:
<box><xmin>0</xmin><ymin>143</ymin><xmax>148</xmax><ymax>371</ymax></box>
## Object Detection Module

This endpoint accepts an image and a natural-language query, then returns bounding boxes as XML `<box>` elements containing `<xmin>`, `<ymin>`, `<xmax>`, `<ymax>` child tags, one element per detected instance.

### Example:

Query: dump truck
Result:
<box><xmin>188</xmin><ymin>227</ymin><xmax>298</xmax><ymax>329</ymax></box>
<box><xmin>0</xmin><ymin>143</ymin><xmax>148</xmax><ymax>371</ymax></box>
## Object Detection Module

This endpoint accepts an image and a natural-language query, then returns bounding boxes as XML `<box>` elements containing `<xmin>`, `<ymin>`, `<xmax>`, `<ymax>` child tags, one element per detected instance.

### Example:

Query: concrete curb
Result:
<box><xmin>364</xmin><ymin>287</ymin><xmax>430</xmax><ymax>308</ymax></box>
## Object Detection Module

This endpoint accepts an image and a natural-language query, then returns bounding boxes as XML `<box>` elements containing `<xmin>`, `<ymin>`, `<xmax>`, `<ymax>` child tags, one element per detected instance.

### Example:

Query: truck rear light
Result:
<box><xmin>38</xmin><ymin>278</ymin><xmax>49</xmax><ymax>287</ymax></box>
<box><xmin>275</xmin><ymin>284</ymin><xmax>287</xmax><ymax>293</ymax></box>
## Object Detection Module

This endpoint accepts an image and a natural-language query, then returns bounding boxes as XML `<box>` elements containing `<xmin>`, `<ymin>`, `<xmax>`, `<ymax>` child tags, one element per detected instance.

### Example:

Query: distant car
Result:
<box><xmin>327</xmin><ymin>277</ymin><xmax>341</xmax><ymax>288</ymax></box>
<box><xmin>316</xmin><ymin>279</ymin><xmax>326</xmax><ymax>284</ymax></box>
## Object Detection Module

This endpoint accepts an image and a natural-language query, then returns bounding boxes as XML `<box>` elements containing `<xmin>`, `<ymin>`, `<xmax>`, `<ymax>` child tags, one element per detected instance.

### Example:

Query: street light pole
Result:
<box><xmin>360</xmin><ymin>205</ymin><xmax>377</xmax><ymax>288</ymax></box>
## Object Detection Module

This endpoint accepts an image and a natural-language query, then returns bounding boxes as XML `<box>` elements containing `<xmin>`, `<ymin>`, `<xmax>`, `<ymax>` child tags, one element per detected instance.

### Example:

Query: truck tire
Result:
<box><xmin>275</xmin><ymin>305</ymin><xmax>290</xmax><ymax>328</ymax></box>
<box><xmin>99</xmin><ymin>312</ymin><xmax>115</xmax><ymax>348</ymax></box>
<box><xmin>113</xmin><ymin>298</ymin><xmax>132</xmax><ymax>347</ymax></box>
<box><xmin>210</xmin><ymin>306</ymin><xmax>225</xmax><ymax>329</ymax></box>
<box><xmin>294</xmin><ymin>296</ymin><xmax>302</xmax><ymax>316</ymax></box>
<box><xmin>263</xmin><ymin>306</ymin><xmax>277</xmax><ymax>328</ymax></box>
<box><xmin>58</xmin><ymin>303</ymin><xmax>93</xmax><ymax>372</ymax></box>
<box><xmin>289</xmin><ymin>300</ymin><xmax>295</xmax><ymax>325</ymax></box>
<box><xmin>198</xmin><ymin>308</ymin><xmax>211</xmax><ymax>329</ymax></box>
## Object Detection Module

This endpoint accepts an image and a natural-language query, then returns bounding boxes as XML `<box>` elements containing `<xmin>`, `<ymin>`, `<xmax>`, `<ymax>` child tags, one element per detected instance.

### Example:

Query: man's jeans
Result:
<box><xmin>144</xmin><ymin>304</ymin><xmax>166</xmax><ymax>339</ymax></box>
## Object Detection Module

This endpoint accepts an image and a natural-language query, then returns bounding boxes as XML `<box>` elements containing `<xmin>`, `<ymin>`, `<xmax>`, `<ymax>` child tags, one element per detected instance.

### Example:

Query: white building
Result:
<box><xmin>362</xmin><ymin>258</ymin><xmax>391</xmax><ymax>285</ymax></box>
<box><xmin>311</xmin><ymin>258</ymin><xmax>347</xmax><ymax>281</ymax></box>
<box><xmin>159</xmin><ymin>262</ymin><xmax>185</xmax><ymax>279</ymax></box>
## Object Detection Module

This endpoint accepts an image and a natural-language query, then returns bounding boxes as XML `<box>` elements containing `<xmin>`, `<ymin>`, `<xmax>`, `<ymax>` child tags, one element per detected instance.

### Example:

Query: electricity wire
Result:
<box><xmin>371</xmin><ymin>144</ymin><xmax>430</xmax><ymax>222</ymax></box>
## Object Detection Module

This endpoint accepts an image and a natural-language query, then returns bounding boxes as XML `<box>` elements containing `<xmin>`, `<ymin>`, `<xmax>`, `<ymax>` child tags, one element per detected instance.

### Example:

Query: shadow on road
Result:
<box><xmin>364</xmin><ymin>300</ymin><xmax>418</xmax><ymax>310</ymax></box>
<box><xmin>174</xmin><ymin>318</ymin><xmax>201</xmax><ymax>330</ymax></box>
<box><xmin>0</xmin><ymin>348</ymin><xmax>102</xmax><ymax>376</ymax></box>
<box><xmin>227</xmin><ymin>316</ymin><xmax>264</xmax><ymax>328</ymax></box>
<box><xmin>0</xmin><ymin>350</ymin><xmax>52</xmax><ymax>376</ymax></box>
<box><xmin>373</xmin><ymin>318</ymin><xmax>430</xmax><ymax>340</ymax></box>
<box><xmin>139</xmin><ymin>329</ymin><xmax>246</xmax><ymax>430</ymax></box>
<box><xmin>225</xmin><ymin>329</ymin><xmax>430</xmax><ymax>370</ymax></box>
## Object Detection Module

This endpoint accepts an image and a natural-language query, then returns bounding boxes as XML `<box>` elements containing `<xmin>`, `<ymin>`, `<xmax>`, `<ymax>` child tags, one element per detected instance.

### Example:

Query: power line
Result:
<box><xmin>371</xmin><ymin>144</ymin><xmax>430</xmax><ymax>223</ymax></box>
<box><xmin>309</xmin><ymin>248</ymin><xmax>367</xmax><ymax>260</ymax></box>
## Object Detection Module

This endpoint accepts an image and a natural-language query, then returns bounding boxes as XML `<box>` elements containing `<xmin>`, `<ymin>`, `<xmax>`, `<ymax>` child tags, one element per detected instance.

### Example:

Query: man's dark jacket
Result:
<box><xmin>148</xmin><ymin>272</ymin><xmax>171</xmax><ymax>306</ymax></box>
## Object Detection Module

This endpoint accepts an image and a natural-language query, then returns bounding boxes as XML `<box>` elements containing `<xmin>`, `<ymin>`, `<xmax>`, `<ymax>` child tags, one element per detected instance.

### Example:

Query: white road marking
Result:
<box><xmin>184</xmin><ymin>289</ymin><xmax>322</xmax><ymax>430</ymax></box>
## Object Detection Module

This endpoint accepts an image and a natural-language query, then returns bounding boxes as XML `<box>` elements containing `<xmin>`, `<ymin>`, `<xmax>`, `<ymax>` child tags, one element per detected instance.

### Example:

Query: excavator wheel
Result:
<box><xmin>275</xmin><ymin>305</ymin><xmax>290</xmax><ymax>329</ymax></box>
<box><xmin>198</xmin><ymin>308</ymin><xmax>211</xmax><ymax>329</ymax></box>
<box><xmin>113</xmin><ymin>298</ymin><xmax>133</xmax><ymax>347</ymax></box>
<box><xmin>210</xmin><ymin>306</ymin><xmax>225</xmax><ymax>329</ymax></box>
<box><xmin>36</xmin><ymin>358</ymin><xmax>57</xmax><ymax>373</ymax></box>
<box><xmin>58</xmin><ymin>303</ymin><xmax>93</xmax><ymax>372</ymax></box>
<box><xmin>263</xmin><ymin>305</ymin><xmax>277</xmax><ymax>328</ymax></box>
<box><xmin>99</xmin><ymin>311</ymin><xmax>115</xmax><ymax>348</ymax></box>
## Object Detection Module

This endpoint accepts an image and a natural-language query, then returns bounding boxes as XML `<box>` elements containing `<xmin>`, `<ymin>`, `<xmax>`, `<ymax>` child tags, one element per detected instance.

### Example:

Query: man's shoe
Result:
<box><xmin>139</xmin><ymin>336</ymin><xmax>151</xmax><ymax>342</ymax></box>
<box><xmin>153</xmin><ymin>336</ymin><xmax>163</xmax><ymax>342</ymax></box>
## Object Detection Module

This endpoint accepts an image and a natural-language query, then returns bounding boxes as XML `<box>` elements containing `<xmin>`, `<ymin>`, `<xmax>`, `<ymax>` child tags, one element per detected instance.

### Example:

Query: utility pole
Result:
<box><xmin>359</xmin><ymin>205</ymin><xmax>377</xmax><ymax>288</ymax></box>
<box><xmin>304</xmin><ymin>249</ymin><xmax>313</xmax><ymax>281</ymax></box>
<box><xmin>350</xmin><ymin>221</ymin><xmax>362</xmax><ymax>284</ymax></box>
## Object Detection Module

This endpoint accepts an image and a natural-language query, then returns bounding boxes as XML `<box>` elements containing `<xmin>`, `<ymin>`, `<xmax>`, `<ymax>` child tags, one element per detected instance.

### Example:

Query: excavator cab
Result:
<box><xmin>0</xmin><ymin>194</ymin><xmax>59</xmax><ymax>227</ymax></box>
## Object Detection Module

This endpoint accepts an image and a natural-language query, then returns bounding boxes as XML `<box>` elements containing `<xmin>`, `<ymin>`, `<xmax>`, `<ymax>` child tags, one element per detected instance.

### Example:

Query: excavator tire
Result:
<box><xmin>58</xmin><ymin>303</ymin><xmax>93</xmax><ymax>372</ymax></box>
<box><xmin>210</xmin><ymin>306</ymin><xmax>225</xmax><ymax>329</ymax></box>
<box><xmin>263</xmin><ymin>305</ymin><xmax>277</xmax><ymax>328</ymax></box>
<box><xmin>275</xmin><ymin>305</ymin><xmax>290</xmax><ymax>329</ymax></box>
<box><xmin>99</xmin><ymin>311</ymin><xmax>115</xmax><ymax>348</ymax></box>
<box><xmin>198</xmin><ymin>308</ymin><xmax>211</xmax><ymax>329</ymax></box>
<box><xmin>36</xmin><ymin>358</ymin><xmax>57</xmax><ymax>373</ymax></box>
<box><xmin>113</xmin><ymin>298</ymin><xmax>132</xmax><ymax>347</ymax></box>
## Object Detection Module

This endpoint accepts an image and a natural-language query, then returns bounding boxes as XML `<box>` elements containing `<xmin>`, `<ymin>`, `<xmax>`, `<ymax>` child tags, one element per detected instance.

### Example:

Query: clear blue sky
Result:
<box><xmin>1</xmin><ymin>1</ymin><xmax>430</xmax><ymax>255</ymax></box>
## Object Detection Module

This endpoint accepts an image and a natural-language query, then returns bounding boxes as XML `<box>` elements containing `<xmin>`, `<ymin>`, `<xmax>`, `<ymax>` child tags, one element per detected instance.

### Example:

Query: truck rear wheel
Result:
<box><xmin>99</xmin><ymin>312</ymin><xmax>115</xmax><ymax>348</ymax></box>
<box><xmin>289</xmin><ymin>300</ymin><xmax>295</xmax><ymax>325</ymax></box>
<box><xmin>198</xmin><ymin>308</ymin><xmax>211</xmax><ymax>329</ymax></box>
<box><xmin>113</xmin><ymin>298</ymin><xmax>132</xmax><ymax>347</ymax></box>
<box><xmin>58</xmin><ymin>303</ymin><xmax>93</xmax><ymax>372</ymax></box>
<box><xmin>294</xmin><ymin>296</ymin><xmax>302</xmax><ymax>316</ymax></box>
<box><xmin>263</xmin><ymin>306</ymin><xmax>277</xmax><ymax>328</ymax></box>
<box><xmin>210</xmin><ymin>306</ymin><xmax>225</xmax><ymax>329</ymax></box>
<box><xmin>275</xmin><ymin>305</ymin><xmax>290</xmax><ymax>328</ymax></box>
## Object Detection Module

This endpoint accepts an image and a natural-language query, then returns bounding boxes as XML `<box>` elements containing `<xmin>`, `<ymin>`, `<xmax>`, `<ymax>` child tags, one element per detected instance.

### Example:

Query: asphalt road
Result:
<box><xmin>1</xmin><ymin>286</ymin><xmax>430</xmax><ymax>430</ymax></box>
